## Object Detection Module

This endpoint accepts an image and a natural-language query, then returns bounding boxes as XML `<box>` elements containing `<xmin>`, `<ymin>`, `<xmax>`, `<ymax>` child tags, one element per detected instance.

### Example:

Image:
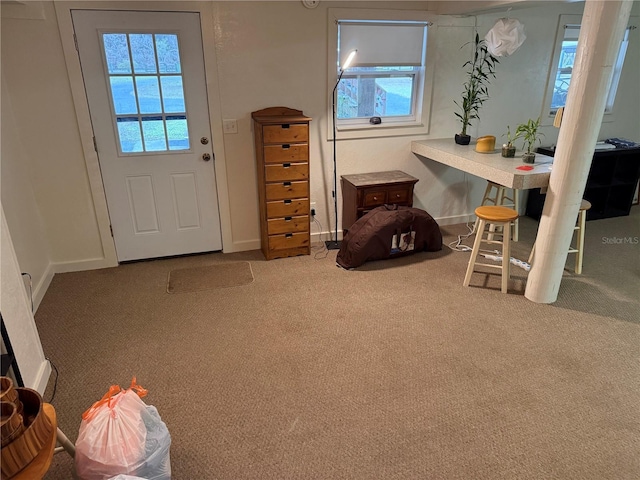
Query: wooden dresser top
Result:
<box><xmin>341</xmin><ymin>170</ymin><xmax>419</xmax><ymax>187</ymax></box>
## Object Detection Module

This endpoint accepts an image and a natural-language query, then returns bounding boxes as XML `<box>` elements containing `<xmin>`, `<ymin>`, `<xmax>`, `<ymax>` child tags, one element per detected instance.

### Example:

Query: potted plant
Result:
<box><xmin>515</xmin><ymin>117</ymin><xmax>544</xmax><ymax>163</ymax></box>
<box><xmin>454</xmin><ymin>33</ymin><xmax>499</xmax><ymax>145</ymax></box>
<box><xmin>502</xmin><ymin>125</ymin><xmax>516</xmax><ymax>158</ymax></box>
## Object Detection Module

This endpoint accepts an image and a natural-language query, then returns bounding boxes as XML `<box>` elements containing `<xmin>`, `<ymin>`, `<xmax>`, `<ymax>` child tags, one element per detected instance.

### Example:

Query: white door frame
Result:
<box><xmin>54</xmin><ymin>1</ymin><xmax>234</xmax><ymax>267</ymax></box>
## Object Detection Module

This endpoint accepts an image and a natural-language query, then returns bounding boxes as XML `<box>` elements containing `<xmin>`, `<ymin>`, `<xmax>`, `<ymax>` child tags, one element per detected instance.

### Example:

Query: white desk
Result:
<box><xmin>411</xmin><ymin>139</ymin><xmax>553</xmax><ymax>189</ymax></box>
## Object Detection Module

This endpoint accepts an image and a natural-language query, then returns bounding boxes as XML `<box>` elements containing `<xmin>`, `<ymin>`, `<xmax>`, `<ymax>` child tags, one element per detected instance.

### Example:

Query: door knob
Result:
<box><xmin>202</xmin><ymin>153</ymin><xmax>212</xmax><ymax>161</ymax></box>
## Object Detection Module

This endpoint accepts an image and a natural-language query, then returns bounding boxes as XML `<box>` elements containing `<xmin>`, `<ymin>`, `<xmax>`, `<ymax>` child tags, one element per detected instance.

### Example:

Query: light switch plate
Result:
<box><xmin>223</xmin><ymin>119</ymin><xmax>238</xmax><ymax>134</ymax></box>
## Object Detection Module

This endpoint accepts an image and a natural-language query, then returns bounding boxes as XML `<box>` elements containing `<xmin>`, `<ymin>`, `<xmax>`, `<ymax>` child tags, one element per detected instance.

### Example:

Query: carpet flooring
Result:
<box><xmin>36</xmin><ymin>211</ymin><xmax>639</xmax><ymax>479</ymax></box>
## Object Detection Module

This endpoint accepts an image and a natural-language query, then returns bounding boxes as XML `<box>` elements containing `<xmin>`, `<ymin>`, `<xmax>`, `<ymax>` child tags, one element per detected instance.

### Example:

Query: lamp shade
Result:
<box><xmin>484</xmin><ymin>18</ymin><xmax>526</xmax><ymax>57</ymax></box>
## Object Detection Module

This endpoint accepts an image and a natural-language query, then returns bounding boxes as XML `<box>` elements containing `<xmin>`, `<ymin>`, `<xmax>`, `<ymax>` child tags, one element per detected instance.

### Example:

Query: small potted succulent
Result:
<box><xmin>515</xmin><ymin>118</ymin><xmax>544</xmax><ymax>163</ymax></box>
<box><xmin>501</xmin><ymin>125</ymin><xmax>516</xmax><ymax>158</ymax></box>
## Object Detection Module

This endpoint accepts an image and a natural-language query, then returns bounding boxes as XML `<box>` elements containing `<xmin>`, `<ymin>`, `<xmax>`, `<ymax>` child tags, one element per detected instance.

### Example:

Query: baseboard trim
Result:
<box><xmin>434</xmin><ymin>213</ymin><xmax>475</xmax><ymax>226</ymax></box>
<box><xmin>32</xmin><ymin>264</ymin><xmax>55</xmax><ymax>313</ymax></box>
<box><xmin>226</xmin><ymin>239</ymin><xmax>261</xmax><ymax>253</ymax></box>
<box><xmin>52</xmin><ymin>256</ymin><xmax>116</xmax><ymax>274</ymax></box>
<box><xmin>32</xmin><ymin>360</ymin><xmax>52</xmax><ymax>396</ymax></box>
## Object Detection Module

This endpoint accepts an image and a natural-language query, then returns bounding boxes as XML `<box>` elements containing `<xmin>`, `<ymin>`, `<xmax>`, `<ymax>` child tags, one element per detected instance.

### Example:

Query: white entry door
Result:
<box><xmin>72</xmin><ymin>10</ymin><xmax>222</xmax><ymax>261</ymax></box>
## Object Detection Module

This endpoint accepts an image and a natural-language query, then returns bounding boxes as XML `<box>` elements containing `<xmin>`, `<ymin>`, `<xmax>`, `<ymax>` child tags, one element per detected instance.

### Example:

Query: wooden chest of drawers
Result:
<box><xmin>252</xmin><ymin>107</ymin><xmax>311</xmax><ymax>260</ymax></box>
<box><xmin>341</xmin><ymin>171</ymin><xmax>419</xmax><ymax>233</ymax></box>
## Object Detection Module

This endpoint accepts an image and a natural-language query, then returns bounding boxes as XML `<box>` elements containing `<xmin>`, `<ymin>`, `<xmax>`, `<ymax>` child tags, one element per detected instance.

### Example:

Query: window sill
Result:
<box><xmin>331</xmin><ymin>122</ymin><xmax>429</xmax><ymax>141</ymax></box>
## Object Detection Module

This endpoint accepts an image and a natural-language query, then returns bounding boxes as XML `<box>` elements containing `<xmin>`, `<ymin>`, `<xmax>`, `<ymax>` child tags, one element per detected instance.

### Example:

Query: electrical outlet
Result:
<box><xmin>310</xmin><ymin>202</ymin><xmax>316</xmax><ymax>217</ymax></box>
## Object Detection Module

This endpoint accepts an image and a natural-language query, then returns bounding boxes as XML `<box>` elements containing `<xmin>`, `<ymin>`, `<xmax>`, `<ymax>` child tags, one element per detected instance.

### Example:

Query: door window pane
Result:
<box><xmin>103</xmin><ymin>34</ymin><xmax>131</xmax><ymax>74</ymax></box>
<box><xmin>102</xmin><ymin>32</ymin><xmax>191</xmax><ymax>153</ymax></box>
<box><xmin>141</xmin><ymin>117</ymin><xmax>167</xmax><ymax>151</ymax></box>
<box><xmin>130</xmin><ymin>34</ymin><xmax>157</xmax><ymax>74</ymax></box>
<box><xmin>156</xmin><ymin>34</ymin><xmax>181</xmax><ymax>73</ymax></box>
<box><xmin>160</xmin><ymin>76</ymin><xmax>185</xmax><ymax>113</ymax></box>
<box><xmin>117</xmin><ymin>118</ymin><xmax>143</xmax><ymax>153</ymax></box>
<box><xmin>135</xmin><ymin>76</ymin><xmax>162</xmax><ymax>113</ymax></box>
<box><xmin>110</xmin><ymin>76</ymin><xmax>138</xmax><ymax>114</ymax></box>
<box><xmin>166</xmin><ymin>116</ymin><xmax>190</xmax><ymax>150</ymax></box>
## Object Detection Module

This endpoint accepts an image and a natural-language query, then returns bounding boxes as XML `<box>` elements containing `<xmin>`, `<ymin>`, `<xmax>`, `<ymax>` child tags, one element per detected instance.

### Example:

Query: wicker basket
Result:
<box><xmin>1</xmin><ymin>402</ymin><xmax>24</xmax><ymax>447</ymax></box>
<box><xmin>0</xmin><ymin>388</ymin><xmax>53</xmax><ymax>479</ymax></box>
<box><xmin>0</xmin><ymin>377</ymin><xmax>19</xmax><ymax>405</ymax></box>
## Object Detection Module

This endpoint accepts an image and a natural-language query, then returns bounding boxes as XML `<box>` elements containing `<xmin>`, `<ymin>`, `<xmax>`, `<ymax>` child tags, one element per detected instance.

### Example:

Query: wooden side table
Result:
<box><xmin>341</xmin><ymin>171</ymin><xmax>418</xmax><ymax>233</ymax></box>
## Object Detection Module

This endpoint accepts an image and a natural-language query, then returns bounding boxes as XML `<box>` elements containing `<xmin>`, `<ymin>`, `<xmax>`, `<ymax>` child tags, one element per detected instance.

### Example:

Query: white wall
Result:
<box><xmin>0</xmin><ymin>205</ymin><xmax>51</xmax><ymax>394</ymax></box>
<box><xmin>1</xmin><ymin>0</ymin><xmax>639</xmax><ymax>297</ymax></box>
<box><xmin>1</xmin><ymin>0</ymin><xmax>104</xmax><ymax>269</ymax></box>
<box><xmin>1</xmin><ymin>73</ymin><xmax>54</xmax><ymax>307</ymax></box>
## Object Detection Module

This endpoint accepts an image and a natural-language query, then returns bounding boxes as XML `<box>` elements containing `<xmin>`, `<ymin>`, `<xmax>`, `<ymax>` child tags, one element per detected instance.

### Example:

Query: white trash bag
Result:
<box><xmin>75</xmin><ymin>378</ymin><xmax>171</xmax><ymax>480</ymax></box>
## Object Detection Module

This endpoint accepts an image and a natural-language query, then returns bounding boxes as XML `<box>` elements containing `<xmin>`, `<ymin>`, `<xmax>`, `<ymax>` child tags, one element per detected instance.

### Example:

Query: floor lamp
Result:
<box><xmin>326</xmin><ymin>49</ymin><xmax>357</xmax><ymax>250</ymax></box>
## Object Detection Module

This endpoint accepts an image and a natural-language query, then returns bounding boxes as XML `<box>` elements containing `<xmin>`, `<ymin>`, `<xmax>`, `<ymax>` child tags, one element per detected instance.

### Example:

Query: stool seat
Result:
<box><xmin>464</xmin><ymin>206</ymin><xmax>519</xmax><ymax>293</ymax></box>
<box><xmin>475</xmin><ymin>205</ymin><xmax>519</xmax><ymax>222</ymax></box>
<box><xmin>580</xmin><ymin>199</ymin><xmax>592</xmax><ymax>211</ymax></box>
<box><xmin>480</xmin><ymin>182</ymin><xmax>520</xmax><ymax>241</ymax></box>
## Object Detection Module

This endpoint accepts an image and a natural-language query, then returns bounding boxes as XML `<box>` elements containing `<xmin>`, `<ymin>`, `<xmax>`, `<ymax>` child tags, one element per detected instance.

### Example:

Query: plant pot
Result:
<box><xmin>454</xmin><ymin>134</ymin><xmax>471</xmax><ymax>145</ymax></box>
<box><xmin>502</xmin><ymin>145</ymin><xmax>516</xmax><ymax>158</ymax></box>
<box><xmin>522</xmin><ymin>152</ymin><xmax>536</xmax><ymax>163</ymax></box>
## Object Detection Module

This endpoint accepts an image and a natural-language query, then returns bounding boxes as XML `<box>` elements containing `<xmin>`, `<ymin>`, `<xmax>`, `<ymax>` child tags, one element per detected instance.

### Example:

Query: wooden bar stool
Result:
<box><xmin>481</xmin><ymin>181</ymin><xmax>520</xmax><ymax>241</ymax></box>
<box><xmin>464</xmin><ymin>206</ymin><xmax>519</xmax><ymax>293</ymax></box>
<box><xmin>528</xmin><ymin>199</ymin><xmax>591</xmax><ymax>274</ymax></box>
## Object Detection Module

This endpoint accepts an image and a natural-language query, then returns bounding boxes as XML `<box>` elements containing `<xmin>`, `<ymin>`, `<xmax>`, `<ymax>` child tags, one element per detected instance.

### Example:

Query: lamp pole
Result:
<box><xmin>326</xmin><ymin>50</ymin><xmax>356</xmax><ymax>250</ymax></box>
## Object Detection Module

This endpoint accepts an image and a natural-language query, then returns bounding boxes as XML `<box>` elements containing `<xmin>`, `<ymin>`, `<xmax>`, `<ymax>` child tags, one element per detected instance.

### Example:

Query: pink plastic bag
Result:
<box><xmin>75</xmin><ymin>378</ymin><xmax>171</xmax><ymax>480</ymax></box>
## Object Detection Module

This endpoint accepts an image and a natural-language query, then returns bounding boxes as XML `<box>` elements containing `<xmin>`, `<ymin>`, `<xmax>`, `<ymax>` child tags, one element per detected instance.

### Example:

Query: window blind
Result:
<box><xmin>338</xmin><ymin>21</ymin><xmax>427</xmax><ymax>67</ymax></box>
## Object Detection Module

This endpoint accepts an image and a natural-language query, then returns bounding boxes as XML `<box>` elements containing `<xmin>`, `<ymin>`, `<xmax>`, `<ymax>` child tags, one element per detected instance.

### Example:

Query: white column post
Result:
<box><xmin>525</xmin><ymin>0</ymin><xmax>633</xmax><ymax>304</ymax></box>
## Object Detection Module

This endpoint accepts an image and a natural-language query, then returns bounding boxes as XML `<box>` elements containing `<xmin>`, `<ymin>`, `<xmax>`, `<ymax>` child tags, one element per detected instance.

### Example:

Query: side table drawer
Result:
<box><xmin>387</xmin><ymin>187</ymin><xmax>411</xmax><ymax>204</ymax></box>
<box><xmin>363</xmin><ymin>189</ymin><xmax>387</xmax><ymax>207</ymax></box>
<box><xmin>265</xmin><ymin>163</ymin><xmax>309</xmax><ymax>182</ymax></box>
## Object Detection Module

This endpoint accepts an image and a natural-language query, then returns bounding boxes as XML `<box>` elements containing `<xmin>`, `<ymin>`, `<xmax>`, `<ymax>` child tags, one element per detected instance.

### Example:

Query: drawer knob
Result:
<box><xmin>285</xmin><ymin>233</ymin><xmax>293</xmax><ymax>238</ymax></box>
<box><xmin>284</xmin><ymin>200</ymin><xmax>292</xmax><ymax>204</ymax></box>
<box><xmin>285</xmin><ymin>216</ymin><xmax>292</xmax><ymax>221</ymax></box>
<box><xmin>283</xmin><ymin>181</ymin><xmax>292</xmax><ymax>187</ymax></box>
<box><xmin>396</xmin><ymin>194</ymin><xmax>400</xmax><ymax>198</ymax></box>
<box><xmin>282</xmin><ymin>124</ymin><xmax>290</xmax><ymax>129</ymax></box>
<box><xmin>373</xmin><ymin>196</ymin><xmax>378</xmax><ymax>201</ymax></box>
<box><xmin>283</xmin><ymin>162</ymin><xmax>291</xmax><ymax>168</ymax></box>
<box><xmin>282</xmin><ymin>144</ymin><xmax>290</xmax><ymax>149</ymax></box>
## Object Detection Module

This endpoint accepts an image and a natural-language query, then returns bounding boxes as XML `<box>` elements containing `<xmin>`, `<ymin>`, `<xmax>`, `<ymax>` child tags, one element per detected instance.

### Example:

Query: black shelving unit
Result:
<box><xmin>526</xmin><ymin>146</ymin><xmax>640</xmax><ymax>221</ymax></box>
<box><xmin>1</xmin><ymin>313</ymin><xmax>24</xmax><ymax>386</ymax></box>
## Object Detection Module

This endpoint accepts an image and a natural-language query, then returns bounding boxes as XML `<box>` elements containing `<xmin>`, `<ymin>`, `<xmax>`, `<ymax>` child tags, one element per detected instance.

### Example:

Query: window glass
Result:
<box><xmin>141</xmin><ymin>117</ymin><xmax>167</xmax><ymax>151</ymax></box>
<box><xmin>102</xmin><ymin>33</ymin><xmax>190</xmax><ymax>153</ymax></box>
<box><xmin>130</xmin><ymin>34</ymin><xmax>157</xmax><ymax>74</ymax></box>
<box><xmin>156</xmin><ymin>34</ymin><xmax>181</xmax><ymax>74</ymax></box>
<box><xmin>103</xmin><ymin>34</ymin><xmax>131</xmax><ymax>74</ymax></box>
<box><xmin>166</xmin><ymin>116</ymin><xmax>190</xmax><ymax>150</ymax></box>
<box><xmin>135</xmin><ymin>76</ymin><xmax>162</xmax><ymax>114</ymax></box>
<box><xmin>545</xmin><ymin>19</ymin><xmax>630</xmax><ymax>116</ymax></box>
<box><xmin>160</xmin><ymin>76</ymin><xmax>186</xmax><ymax>113</ymax></box>
<box><xmin>117</xmin><ymin>118</ymin><xmax>143</xmax><ymax>153</ymax></box>
<box><xmin>109</xmin><ymin>76</ymin><xmax>137</xmax><ymax>114</ymax></box>
<box><xmin>337</xmin><ymin>67</ymin><xmax>417</xmax><ymax>120</ymax></box>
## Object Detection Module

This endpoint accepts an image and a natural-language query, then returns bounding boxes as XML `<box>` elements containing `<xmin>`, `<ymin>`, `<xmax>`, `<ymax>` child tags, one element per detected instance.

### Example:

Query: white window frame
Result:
<box><xmin>541</xmin><ymin>14</ymin><xmax>635</xmax><ymax>125</ymax></box>
<box><xmin>327</xmin><ymin>8</ymin><xmax>436</xmax><ymax>140</ymax></box>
